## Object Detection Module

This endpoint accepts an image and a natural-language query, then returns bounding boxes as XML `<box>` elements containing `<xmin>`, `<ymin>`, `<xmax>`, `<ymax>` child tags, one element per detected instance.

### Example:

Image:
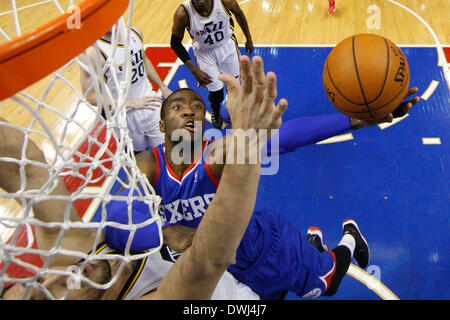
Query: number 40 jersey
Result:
<box><xmin>182</xmin><ymin>0</ymin><xmax>241</xmax><ymax>92</ymax></box>
<box><xmin>182</xmin><ymin>0</ymin><xmax>235</xmax><ymax>50</ymax></box>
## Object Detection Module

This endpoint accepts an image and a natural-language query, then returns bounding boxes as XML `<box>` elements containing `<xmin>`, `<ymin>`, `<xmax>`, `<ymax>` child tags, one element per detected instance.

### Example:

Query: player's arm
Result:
<box><xmin>205</xmin><ymin>113</ymin><xmax>350</xmax><ymax>179</ymax></box>
<box><xmin>1</xmin><ymin>283</ymin><xmax>27</xmax><ymax>299</ymax></box>
<box><xmin>208</xmin><ymin>88</ymin><xmax>419</xmax><ymax>174</ymax></box>
<box><xmin>143</xmin><ymin>55</ymin><xmax>172</xmax><ymax>98</ymax></box>
<box><xmin>79</xmin><ymin>45</ymin><xmax>162</xmax><ymax>111</ymax></box>
<box><xmin>262</xmin><ymin>87</ymin><xmax>420</xmax><ymax>157</ymax></box>
<box><xmin>0</xmin><ymin>119</ymin><xmax>97</xmax><ymax>266</ymax></box>
<box><xmin>140</xmin><ymin>56</ymin><xmax>286</xmax><ymax>300</ymax></box>
<box><xmin>170</xmin><ymin>5</ymin><xmax>212</xmax><ymax>86</ymax></box>
<box><xmin>224</xmin><ymin>0</ymin><xmax>254</xmax><ymax>55</ymax></box>
<box><xmin>132</xmin><ymin>27</ymin><xmax>173</xmax><ymax>99</ymax></box>
<box><xmin>149</xmin><ymin>149</ymin><xmax>261</xmax><ymax>299</ymax></box>
<box><xmin>0</xmin><ymin>119</ymin><xmax>78</xmax><ymax>224</ymax></box>
<box><xmin>135</xmin><ymin>149</ymin><xmax>158</xmax><ymax>184</ymax></box>
<box><xmin>79</xmin><ymin>46</ymin><xmax>102</xmax><ymax>106</ymax></box>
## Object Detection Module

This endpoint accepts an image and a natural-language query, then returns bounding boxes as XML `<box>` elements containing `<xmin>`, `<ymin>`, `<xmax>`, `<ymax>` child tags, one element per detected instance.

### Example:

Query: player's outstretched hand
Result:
<box><xmin>126</xmin><ymin>96</ymin><xmax>163</xmax><ymax>110</ymax></box>
<box><xmin>218</xmin><ymin>55</ymin><xmax>288</xmax><ymax>133</ymax></box>
<box><xmin>350</xmin><ymin>87</ymin><xmax>420</xmax><ymax>129</ymax></box>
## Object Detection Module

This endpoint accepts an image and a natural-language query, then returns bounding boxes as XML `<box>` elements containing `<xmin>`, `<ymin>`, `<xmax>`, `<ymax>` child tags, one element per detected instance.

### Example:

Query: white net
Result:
<box><xmin>0</xmin><ymin>0</ymin><xmax>162</xmax><ymax>299</ymax></box>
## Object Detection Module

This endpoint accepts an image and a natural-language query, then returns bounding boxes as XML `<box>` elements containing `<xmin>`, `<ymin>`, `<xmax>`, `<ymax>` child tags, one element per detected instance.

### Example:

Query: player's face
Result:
<box><xmin>161</xmin><ymin>90</ymin><xmax>206</xmax><ymax>141</ymax></box>
<box><xmin>192</xmin><ymin>0</ymin><xmax>210</xmax><ymax>9</ymax></box>
<box><xmin>25</xmin><ymin>260</ymin><xmax>112</xmax><ymax>300</ymax></box>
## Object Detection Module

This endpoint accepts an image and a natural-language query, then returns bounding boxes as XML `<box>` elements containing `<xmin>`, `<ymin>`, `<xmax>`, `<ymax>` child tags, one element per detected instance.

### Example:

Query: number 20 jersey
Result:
<box><xmin>182</xmin><ymin>0</ymin><xmax>234</xmax><ymax>50</ymax></box>
<box><xmin>95</xmin><ymin>28</ymin><xmax>154</xmax><ymax>101</ymax></box>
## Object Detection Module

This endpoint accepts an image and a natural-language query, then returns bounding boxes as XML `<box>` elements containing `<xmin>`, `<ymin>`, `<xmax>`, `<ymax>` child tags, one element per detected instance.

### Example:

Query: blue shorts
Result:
<box><xmin>228</xmin><ymin>209</ymin><xmax>336</xmax><ymax>299</ymax></box>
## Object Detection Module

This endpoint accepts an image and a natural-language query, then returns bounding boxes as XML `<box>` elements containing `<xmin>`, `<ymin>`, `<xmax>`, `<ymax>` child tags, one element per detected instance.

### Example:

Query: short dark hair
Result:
<box><xmin>160</xmin><ymin>88</ymin><xmax>204</xmax><ymax>120</ymax></box>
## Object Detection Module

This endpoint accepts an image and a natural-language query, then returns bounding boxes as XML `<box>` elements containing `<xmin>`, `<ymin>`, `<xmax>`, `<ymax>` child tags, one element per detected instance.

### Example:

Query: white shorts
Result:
<box><xmin>211</xmin><ymin>271</ymin><xmax>260</xmax><ymax>300</ymax></box>
<box><xmin>126</xmin><ymin>107</ymin><xmax>164</xmax><ymax>152</ymax></box>
<box><xmin>193</xmin><ymin>37</ymin><xmax>241</xmax><ymax>92</ymax></box>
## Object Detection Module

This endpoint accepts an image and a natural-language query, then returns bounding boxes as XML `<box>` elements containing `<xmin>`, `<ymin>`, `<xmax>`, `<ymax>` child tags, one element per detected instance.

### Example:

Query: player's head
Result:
<box><xmin>3</xmin><ymin>260</ymin><xmax>120</xmax><ymax>300</ymax></box>
<box><xmin>159</xmin><ymin>88</ymin><xmax>206</xmax><ymax>142</ymax></box>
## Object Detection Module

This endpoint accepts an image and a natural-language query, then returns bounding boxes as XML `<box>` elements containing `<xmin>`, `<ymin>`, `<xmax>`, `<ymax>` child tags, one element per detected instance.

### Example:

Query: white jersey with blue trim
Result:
<box><xmin>182</xmin><ymin>0</ymin><xmax>234</xmax><ymax>50</ymax></box>
<box><xmin>94</xmin><ymin>243</ymin><xmax>259</xmax><ymax>300</ymax></box>
<box><xmin>95</xmin><ymin>29</ymin><xmax>155</xmax><ymax>102</ymax></box>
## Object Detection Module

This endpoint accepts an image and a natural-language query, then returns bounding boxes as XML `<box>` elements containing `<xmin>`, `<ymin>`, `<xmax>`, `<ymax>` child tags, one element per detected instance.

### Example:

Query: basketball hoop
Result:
<box><xmin>0</xmin><ymin>0</ymin><xmax>163</xmax><ymax>299</ymax></box>
<box><xmin>0</xmin><ymin>0</ymin><xmax>129</xmax><ymax>100</ymax></box>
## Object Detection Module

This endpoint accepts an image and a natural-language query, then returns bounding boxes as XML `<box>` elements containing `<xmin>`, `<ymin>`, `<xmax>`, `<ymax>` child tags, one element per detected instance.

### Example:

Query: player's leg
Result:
<box><xmin>131</xmin><ymin>108</ymin><xmax>164</xmax><ymax>153</ymax></box>
<box><xmin>145</xmin><ymin>127</ymin><xmax>164</xmax><ymax>150</ymax></box>
<box><xmin>341</xmin><ymin>219</ymin><xmax>370</xmax><ymax>268</ymax></box>
<box><xmin>307</xmin><ymin>227</ymin><xmax>329</xmax><ymax>252</ymax></box>
<box><xmin>208</xmin><ymin>88</ymin><xmax>224</xmax><ymax>129</ymax></box>
<box><xmin>227</xmin><ymin>208</ymin><xmax>336</xmax><ymax>299</ymax></box>
<box><xmin>217</xmin><ymin>38</ymin><xmax>241</xmax><ymax>126</ymax></box>
<box><xmin>195</xmin><ymin>49</ymin><xmax>225</xmax><ymax>129</ymax></box>
<box><xmin>141</xmin><ymin>110</ymin><xmax>164</xmax><ymax>150</ymax></box>
<box><xmin>328</xmin><ymin>0</ymin><xmax>336</xmax><ymax>14</ymax></box>
<box><xmin>307</xmin><ymin>219</ymin><xmax>370</xmax><ymax>296</ymax></box>
<box><xmin>227</xmin><ymin>209</ymin><xmax>369</xmax><ymax>299</ymax></box>
<box><xmin>126</xmin><ymin>110</ymin><xmax>151</xmax><ymax>153</ymax></box>
<box><xmin>218</xmin><ymin>37</ymin><xmax>241</xmax><ymax>80</ymax></box>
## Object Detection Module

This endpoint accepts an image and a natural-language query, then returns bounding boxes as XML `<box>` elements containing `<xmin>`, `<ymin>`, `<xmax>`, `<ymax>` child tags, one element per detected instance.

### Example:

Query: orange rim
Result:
<box><xmin>0</xmin><ymin>0</ymin><xmax>130</xmax><ymax>100</ymax></box>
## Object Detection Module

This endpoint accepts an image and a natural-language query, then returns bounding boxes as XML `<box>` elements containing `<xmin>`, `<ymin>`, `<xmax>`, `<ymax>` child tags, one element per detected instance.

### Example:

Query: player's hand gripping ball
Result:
<box><xmin>323</xmin><ymin>33</ymin><xmax>410</xmax><ymax>121</ymax></box>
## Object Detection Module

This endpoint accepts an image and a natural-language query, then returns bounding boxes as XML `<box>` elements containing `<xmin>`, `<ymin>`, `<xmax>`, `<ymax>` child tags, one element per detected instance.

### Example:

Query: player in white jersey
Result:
<box><xmin>171</xmin><ymin>0</ymin><xmax>253</xmax><ymax>129</ymax></box>
<box><xmin>80</xmin><ymin>27</ymin><xmax>172</xmax><ymax>153</ymax></box>
<box><xmin>3</xmin><ymin>240</ymin><xmax>258</xmax><ymax>300</ymax></box>
<box><xmin>1</xmin><ymin>55</ymin><xmax>285</xmax><ymax>299</ymax></box>
<box><xmin>2</xmin><ymin>240</ymin><xmax>259</xmax><ymax>300</ymax></box>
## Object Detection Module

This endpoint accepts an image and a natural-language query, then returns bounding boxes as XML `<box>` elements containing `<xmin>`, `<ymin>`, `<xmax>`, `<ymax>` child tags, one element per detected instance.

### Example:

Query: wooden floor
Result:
<box><xmin>0</xmin><ymin>0</ymin><xmax>448</xmax><ymax>127</ymax></box>
<box><xmin>0</xmin><ymin>0</ymin><xmax>449</xmax><ymax>299</ymax></box>
<box><xmin>0</xmin><ymin>0</ymin><xmax>448</xmax><ymax>261</ymax></box>
<box><xmin>137</xmin><ymin>0</ymin><xmax>450</xmax><ymax>45</ymax></box>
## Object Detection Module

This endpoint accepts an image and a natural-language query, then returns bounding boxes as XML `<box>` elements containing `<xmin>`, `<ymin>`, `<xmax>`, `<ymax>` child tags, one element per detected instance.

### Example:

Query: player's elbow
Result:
<box><xmin>209</xmin><ymin>252</ymin><xmax>236</xmax><ymax>271</ymax></box>
<box><xmin>190</xmin><ymin>243</ymin><xmax>235</xmax><ymax>277</ymax></box>
<box><xmin>195</xmin><ymin>259</ymin><xmax>232</xmax><ymax>283</ymax></box>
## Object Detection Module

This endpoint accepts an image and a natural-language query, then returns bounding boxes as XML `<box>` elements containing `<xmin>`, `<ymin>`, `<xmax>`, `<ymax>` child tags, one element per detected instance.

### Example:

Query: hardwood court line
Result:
<box><xmin>386</xmin><ymin>0</ymin><xmax>450</xmax><ymax>89</ymax></box>
<box><xmin>421</xmin><ymin>80</ymin><xmax>440</xmax><ymax>101</ymax></box>
<box><xmin>347</xmin><ymin>264</ymin><xmax>400</xmax><ymax>300</ymax></box>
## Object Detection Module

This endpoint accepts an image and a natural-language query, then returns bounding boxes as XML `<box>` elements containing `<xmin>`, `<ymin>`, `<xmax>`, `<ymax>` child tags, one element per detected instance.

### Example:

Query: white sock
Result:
<box><xmin>338</xmin><ymin>234</ymin><xmax>356</xmax><ymax>256</ymax></box>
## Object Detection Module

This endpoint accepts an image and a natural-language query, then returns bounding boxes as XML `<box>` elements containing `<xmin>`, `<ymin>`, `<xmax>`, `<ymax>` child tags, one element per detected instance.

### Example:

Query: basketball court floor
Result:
<box><xmin>0</xmin><ymin>0</ymin><xmax>448</xmax><ymax>300</ymax></box>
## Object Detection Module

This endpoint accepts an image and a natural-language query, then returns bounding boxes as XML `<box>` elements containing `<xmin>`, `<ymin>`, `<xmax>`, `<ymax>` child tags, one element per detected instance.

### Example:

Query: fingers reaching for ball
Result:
<box><xmin>392</xmin><ymin>87</ymin><xmax>420</xmax><ymax>118</ymax></box>
<box><xmin>350</xmin><ymin>86</ymin><xmax>421</xmax><ymax>129</ymax></box>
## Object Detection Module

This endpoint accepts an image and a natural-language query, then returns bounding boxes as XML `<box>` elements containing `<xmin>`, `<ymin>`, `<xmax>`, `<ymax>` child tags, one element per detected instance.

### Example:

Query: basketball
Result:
<box><xmin>323</xmin><ymin>33</ymin><xmax>410</xmax><ymax>121</ymax></box>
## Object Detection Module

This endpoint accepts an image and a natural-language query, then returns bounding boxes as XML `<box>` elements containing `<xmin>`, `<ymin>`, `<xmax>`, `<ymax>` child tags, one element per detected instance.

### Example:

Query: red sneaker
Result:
<box><xmin>328</xmin><ymin>0</ymin><xmax>336</xmax><ymax>14</ymax></box>
<box><xmin>307</xmin><ymin>227</ymin><xmax>329</xmax><ymax>253</ymax></box>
